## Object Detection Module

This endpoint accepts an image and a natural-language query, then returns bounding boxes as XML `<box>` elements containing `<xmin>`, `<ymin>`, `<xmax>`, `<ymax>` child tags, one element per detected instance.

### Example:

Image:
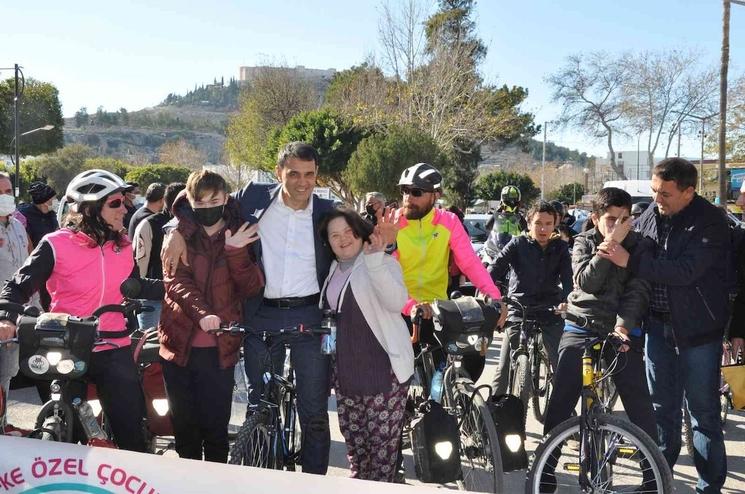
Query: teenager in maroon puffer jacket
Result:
<box><xmin>159</xmin><ymin>170</ymin><xmax>264</xmax><ymax>463</ymax></box>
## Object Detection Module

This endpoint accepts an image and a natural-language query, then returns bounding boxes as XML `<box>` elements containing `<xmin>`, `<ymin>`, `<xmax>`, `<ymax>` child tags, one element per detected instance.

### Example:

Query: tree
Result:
<box><xmin>374</xmin><ymin>0</ymin><xmax>538</xmax><ymax>153</ymax></box>
<box><xmin>83</xmin><ymin>157</ymin><xmax>133</xmax><ymax>179</ymax></box>
<box><xmin>344</xmin><ymin>125</ymin><xmax>445</xmax><ymax>202</ymax></box>
<box><xmin>225</xmin><ymin>97</ymin><xmax>267</xmax><ymax>178</ymax></box>
<box><xmin>474</xmin><ymin>170</ymin><xmax>540</xmax><ymax>205</ymax></box>
<box><xmin>710</xmin><ymin>74</ymin><xmax>745</xmax><ymax>160</ymax></box>
<box><xmin>119</xmin><ymin>107</ymin><xmax>129</xmax><ymax>126</ymax></box>
<box><xmin>225</xmin><ymin>64</ymin><xmax>318</xmax><ymax>174</ymax></box>
<box><xmin>424</xmin><ymin>0</ymin><xmax>486</xmax><ymax>64</ymax></box>
<box><xmin>265</xmin><ymin>109</ymin><xmax>365</xmax><ymax>204</ymax></box>
<box><xmin>486</xmin><ymin>85</ymin><xmax>539</xmax><ymax>149</ymax></box>
<box><xmin>125</xmin><ymin>164</ymin><xmax>191</xmax><ymax>191</ymax></box>
<box><xmin>158</xmin><ymin>139</ymin><xmax>207</xmax><ymax>169</ymax></box>
<box><xmin>74</xmin><ymin>107</ymin><xmax>89</xmax><ymax>128</ymax></box>
<box><xmin>378</xmin><ymin>0</ymin><xmax>428</xmax><ymax>83</ymax></box>
<box><xmin>323</xmin><ymin>62</ymin><xmax>394</xmax><ymax>130</ymax></box>
<box><xmin>549</xmin><ymin>182</ymin><xmax>585</xmax><ymax>205</ymax></box>
<box><xmin>547</xmin><ymin>52</ymin><xmax>628</xmax><ymax>179</ymax></box>
<box><xmin>22</xmin><ymin>144</ymin><xmax>95</xmax><ymax>195</ymax></box>
<box><xmin>0</xmin><ymin>77</ymin><xmax>64</xmax><ymax>156</ymax></box>
<box><xmin>622</xmin><ymin>50</ymin><xmax>718</xmax><ymax>163</ymax></box>
<box><xmin>442</xmin><ymin>139</ymin><xmax>479</xmax><ymax>210</ymax></box>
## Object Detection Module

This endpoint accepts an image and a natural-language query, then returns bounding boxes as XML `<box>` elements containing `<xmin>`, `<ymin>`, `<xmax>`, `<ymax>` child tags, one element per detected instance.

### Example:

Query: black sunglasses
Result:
<box><xmin>401</xmin><ymin>186</ymin><xmax>428</xmax><ymax>197</ymax></box>
<box><xmin>105</xmin><ymin>199</ymin><xmax>123</xmax><ymax>209</ymax></box>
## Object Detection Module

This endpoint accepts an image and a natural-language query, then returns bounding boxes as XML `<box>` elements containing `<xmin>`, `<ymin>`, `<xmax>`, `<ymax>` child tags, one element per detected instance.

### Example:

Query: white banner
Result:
<box><xmin>0</xmin><ymin>437</ymin><xmax>444</xmax><ymax>494</ymax></box>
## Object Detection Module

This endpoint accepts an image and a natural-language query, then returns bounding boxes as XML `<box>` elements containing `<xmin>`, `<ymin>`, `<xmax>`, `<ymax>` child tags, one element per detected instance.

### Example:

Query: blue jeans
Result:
<box><xmin>645</xmin><ymin>316</ymin><xmax>727</xmax><ymax>493</ymax></box>
<box><xmin>136</xmin><ymin>300</ymin><xmax>162</xmax><ymax>330</ymax></box>
<box><xmin>243</xmin><ymin>304</ymin><xmax>330</xmax><ymax>474</ymax></box>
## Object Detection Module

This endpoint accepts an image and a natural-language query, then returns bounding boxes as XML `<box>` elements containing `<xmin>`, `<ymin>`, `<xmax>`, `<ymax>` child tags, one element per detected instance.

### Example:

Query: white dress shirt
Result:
<box><xmin>258</xmin><ymin>192</ymin><xmax>319</xmax><ymax>298</ymax></box>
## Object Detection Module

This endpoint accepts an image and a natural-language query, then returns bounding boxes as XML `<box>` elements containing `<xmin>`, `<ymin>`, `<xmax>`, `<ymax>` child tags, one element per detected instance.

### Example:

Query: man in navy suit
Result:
<box><xmin>164</xmin><ymin>142</ymin><xmax>335</xmax><ymax>473</ymax></box>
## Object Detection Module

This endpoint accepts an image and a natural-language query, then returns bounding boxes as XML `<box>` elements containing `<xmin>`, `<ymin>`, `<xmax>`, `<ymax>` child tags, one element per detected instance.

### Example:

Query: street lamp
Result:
<box><xmin>541</xmin><ymin>120</ymin><xmax>558</xmax><ymax>200</ymax></box>
<box><xmin>8</xmin><ymin>125</ymin><xmax>55</xmax><ymax>197</ymax></box>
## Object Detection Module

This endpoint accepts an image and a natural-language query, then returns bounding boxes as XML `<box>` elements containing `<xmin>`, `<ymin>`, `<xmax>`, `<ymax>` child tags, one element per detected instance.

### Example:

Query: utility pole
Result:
<box><xmin>720</xmin><ymin>1</ymin><xmax>745</xmax><ymax>205</ymax></box>
<box><xmin>700</xmin><ymin>120</ymin><xmax>706</xmax><ymax>192</ymax></box>
<box><xmin>541</xmin><ymin>121</ymin><xmax>547</xmax><ymax>200</ymax></box>
<box><xmin>677</xmin><ymin>123</ymin><xmax>682</xmax><ymax>157</ymax></box>
<box><xmin>637</xmin><ymin>133</ymin><xmax>641</xmax><ymax>179</ymax></box>
<box><xmin>13</xmin><ymin>64</ymin><xmax>20</xmax><ymax>197</ymax></box>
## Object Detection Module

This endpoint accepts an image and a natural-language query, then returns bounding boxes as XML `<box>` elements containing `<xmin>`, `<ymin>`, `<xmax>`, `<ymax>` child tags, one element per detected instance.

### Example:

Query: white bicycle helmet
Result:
<box><xmin>65</xmin><ymin>169</ymin><xmax>129</xmax><ymax>206</ymax></box>
<box><xmin>397</xmin><ymin>163</ymin><xmax>443</xmax><ymax>191</ymax></box>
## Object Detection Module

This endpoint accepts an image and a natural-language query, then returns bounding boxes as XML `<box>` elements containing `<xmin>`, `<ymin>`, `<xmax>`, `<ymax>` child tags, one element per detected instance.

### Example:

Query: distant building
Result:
<box><xmin>595</xmin><ymin>151</ymin><xmax>659</xmax><ymax>182</ymax></box>
<box><xmin>239</xmin><ymin>65</ymin><xmax>336</xmax><ymax>93</ymax></box>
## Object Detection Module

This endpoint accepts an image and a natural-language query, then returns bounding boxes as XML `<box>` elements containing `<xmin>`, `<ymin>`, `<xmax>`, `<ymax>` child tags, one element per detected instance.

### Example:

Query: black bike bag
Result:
<box><xmin>17</xmin><ymin>312</ymin><xmax>98</xmax><ymax>380</ymax></box>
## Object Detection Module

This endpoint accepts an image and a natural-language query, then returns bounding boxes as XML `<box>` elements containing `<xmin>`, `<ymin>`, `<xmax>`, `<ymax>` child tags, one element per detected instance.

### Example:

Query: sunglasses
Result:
<box><xmin>105</xmin><ymin>199</ymin><xmax>123</xmax><ymax>209</ymax></box>
<box><xmin>400</xmin><ymin>186</ymin><xmax>428</xmax><ymax>197</ymax></box>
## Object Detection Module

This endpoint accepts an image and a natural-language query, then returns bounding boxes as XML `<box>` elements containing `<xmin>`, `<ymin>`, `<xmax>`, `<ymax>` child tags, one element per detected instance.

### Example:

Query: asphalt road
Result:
<box><xmin>6</xmin><ymin>339</ymin><xmax>745</xmax><ymax>492</ymax></box>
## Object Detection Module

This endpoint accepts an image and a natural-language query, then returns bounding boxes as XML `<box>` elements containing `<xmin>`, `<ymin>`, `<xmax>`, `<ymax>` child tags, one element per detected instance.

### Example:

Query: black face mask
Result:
<box><xmin>194</xmin><ymin>205</ymin><xmax>224</xmax><ymax>227</ymax></box>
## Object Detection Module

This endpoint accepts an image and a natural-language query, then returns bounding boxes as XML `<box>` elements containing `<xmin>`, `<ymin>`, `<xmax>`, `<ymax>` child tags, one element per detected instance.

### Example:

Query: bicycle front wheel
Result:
<box><xmin>451</xmin><ymin>380</ymin><xmax>504</xmax><ymax>493</ymax></box>
<box><xmin>511</xmin><ymin>353</ymin><xmax>531</xmax><ymax>422</ymax></box>
<box><xmin>530</xmin><ymin>346</ymin><xmax>552</xmax><ymax>424</ymax></box>
<box><xmin>31</xmin><ymin>400</ymin><xmax>74</xmax><ymax>442</ymax></box>
<box><xmin>279</xmin><ymin>387</ymin><xmax>301</xmax><ymax>470</ymax></box>
<box><xmin>229</xmin><ymin>410</ymin><xmax>278</xmax><ymax>468</ymax></box>
<box><xmin>682</xmin><ymin>406</ymin><xmax>695</xmax><ymax>460</ymax></box>
<box><xmin>526</xmin><ymin>413</ymin><xmax>672</xmax><ymax>493</ymax></box>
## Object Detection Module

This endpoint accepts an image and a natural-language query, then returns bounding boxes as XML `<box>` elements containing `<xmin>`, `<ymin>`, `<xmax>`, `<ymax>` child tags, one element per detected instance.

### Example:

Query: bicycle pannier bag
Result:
<box><xmin>410</xmin><ymin>400</ymin><xmax>461</xmax><ymax>483</ymax></box>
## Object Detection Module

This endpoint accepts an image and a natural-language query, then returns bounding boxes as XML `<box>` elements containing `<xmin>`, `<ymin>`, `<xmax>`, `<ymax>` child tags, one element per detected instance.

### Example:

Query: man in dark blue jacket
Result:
<box><xmin>489</xmin><ymin>201</ymin><xmax>572</xmax><ymax>397</ymax></box>
<box><xmin>600</xmin><ymin>157</ymin><xmax>728</xmax><ymax>493</ymax></box>
<box><xmin>163</xmin><ymin>142</ymin><xmax>335</xmax><ymax>474</ymax></box>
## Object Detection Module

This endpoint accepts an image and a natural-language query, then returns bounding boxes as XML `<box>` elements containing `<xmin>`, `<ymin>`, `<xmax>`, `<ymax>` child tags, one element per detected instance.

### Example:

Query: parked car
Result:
<box><xmin>464</xmin><ymin>213</ymin><xmax>491</xmax><ymax>253</ymax></box>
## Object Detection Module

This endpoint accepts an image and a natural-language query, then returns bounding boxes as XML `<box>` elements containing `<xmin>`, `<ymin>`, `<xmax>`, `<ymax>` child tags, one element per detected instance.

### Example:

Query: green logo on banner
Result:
<box><xmin>20</xmin><ymin>483</ymin><xmax>114</xmax><ymax>494</ymax></box>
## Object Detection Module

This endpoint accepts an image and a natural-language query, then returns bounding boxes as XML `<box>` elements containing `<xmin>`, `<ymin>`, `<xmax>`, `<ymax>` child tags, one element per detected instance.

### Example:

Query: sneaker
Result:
<box><xmin>3</xmin><ymin>423</ymin><xmax>31</xmax><ymax>437</ymax></box>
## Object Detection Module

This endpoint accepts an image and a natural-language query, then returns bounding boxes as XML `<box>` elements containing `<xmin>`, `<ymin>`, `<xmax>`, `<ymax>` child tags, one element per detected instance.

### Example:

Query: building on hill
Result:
<box><xmin>239</xmin><ymin>65</ymin><xmax>336</xmax><ymax>93</ymax></box>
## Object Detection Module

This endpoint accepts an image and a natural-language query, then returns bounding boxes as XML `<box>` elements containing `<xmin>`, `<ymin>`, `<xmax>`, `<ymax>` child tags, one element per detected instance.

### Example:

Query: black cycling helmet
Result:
<box><xmin>631</xmin><ymin>202</ymin><xmax>650</xmax><ymax>217</ymax></box>
<box><xmin>398</xmin><ymin>163</ymin><xmax>443</xmax><ymax>192</ymax></box>
<box><xmin>500</xmin><ymin>185</ymin><xmax>521</xmax><ymax>208</ymax></box>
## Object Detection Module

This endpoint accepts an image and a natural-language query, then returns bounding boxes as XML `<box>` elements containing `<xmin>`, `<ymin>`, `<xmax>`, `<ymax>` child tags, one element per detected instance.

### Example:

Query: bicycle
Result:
<box><xmin>405</xmin><ymin>295</ymin><xmax>505</xmax><ymax>493</ymax></box>
<box><xmin>502</xmin><ymin>300</ymin><xmax>557</xmax><ymax>424</ymax></box>
<box><xmin>0</xmin><ymin>298</ymin><xmax>143</xmax><ymax>447</ymax></box>
<box><xmin>525</xmin><ymin>312</ymin><xmax>673</xmax><ymax>493</ymax></box>
<box><xmin>227</xmin><ymin>323</ymin><xmax>328</xmax><ymax>470</ymax></box>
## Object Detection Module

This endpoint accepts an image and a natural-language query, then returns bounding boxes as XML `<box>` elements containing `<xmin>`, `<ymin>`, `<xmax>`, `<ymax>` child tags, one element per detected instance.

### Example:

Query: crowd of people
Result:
<box><xmin>0</xmin><ymin>142</ymin><xmax>740</xmax><ymax>492</ymax></box>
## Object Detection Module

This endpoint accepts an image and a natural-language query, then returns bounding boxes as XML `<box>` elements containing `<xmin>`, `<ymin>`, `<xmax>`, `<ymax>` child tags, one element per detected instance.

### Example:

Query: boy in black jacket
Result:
<box><xmin>540</xmin><ymin>188</ymin><xmax>658</xmax><ymax>491</ymax></box>
<box><xmin>489</xmin><ymin>201</ymin><xmax>572</xmax><ymax>396</ymax></box>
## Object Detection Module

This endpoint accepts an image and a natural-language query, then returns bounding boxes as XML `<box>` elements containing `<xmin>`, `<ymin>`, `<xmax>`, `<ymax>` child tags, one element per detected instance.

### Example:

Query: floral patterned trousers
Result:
<box><xmin>335</xmin><ymin>371</ymin><xmax>409</xmax><ymax>482</ymax></box>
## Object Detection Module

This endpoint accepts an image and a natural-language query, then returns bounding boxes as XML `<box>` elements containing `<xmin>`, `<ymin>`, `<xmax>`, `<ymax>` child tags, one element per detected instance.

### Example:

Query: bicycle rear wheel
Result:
<box><xmin>530</xmin><ymin>346</ymin><xmax>552</xmax><ymax>424</ymax></box>
<box><xmin>450</xmin><ymin>380</ymin><xmax>504</xmax><ymax>493</ymax></box>
<box><xmin>526</xmin><ymin>413</ymin><xmax>672</xmax><ymax>493</ymax></box>
<box><xmin>229</xmin><ymin>409</ymin><xmax>278</xmax><ymax>468</ymax></box>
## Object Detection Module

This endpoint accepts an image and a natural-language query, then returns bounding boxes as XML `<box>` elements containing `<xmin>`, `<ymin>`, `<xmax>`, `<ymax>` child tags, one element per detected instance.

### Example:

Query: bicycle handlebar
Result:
<box><xmin>210</xmin><ymin>323</ymin><xmax>331</xmax><ymax>337</ymax></box>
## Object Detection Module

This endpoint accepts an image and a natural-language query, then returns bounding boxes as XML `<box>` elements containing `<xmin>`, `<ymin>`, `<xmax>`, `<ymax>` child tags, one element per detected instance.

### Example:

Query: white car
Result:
<box><xmin>463</xmin><ymin>213</ymin><xmax>491</xmax><ymax>253</ymax></box>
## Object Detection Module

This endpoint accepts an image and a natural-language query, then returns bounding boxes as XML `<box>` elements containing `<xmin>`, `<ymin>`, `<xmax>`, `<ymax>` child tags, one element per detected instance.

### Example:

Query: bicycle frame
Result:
<box><xmin>577</xmin><ymin>335</ymin><xmax>623</xmax><ymax>489</ymax></box>
<box><xmin>243</xmin><ymin>330</ymin><xmax>306</xmax><ymax>469</ymax></box>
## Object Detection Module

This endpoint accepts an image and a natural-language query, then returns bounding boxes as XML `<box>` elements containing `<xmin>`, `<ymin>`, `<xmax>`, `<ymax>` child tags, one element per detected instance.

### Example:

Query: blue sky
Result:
<box><xmin>3</xmin><ymin>0</ymin><xmax>745</xmax><ymax>158</ymax></box>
